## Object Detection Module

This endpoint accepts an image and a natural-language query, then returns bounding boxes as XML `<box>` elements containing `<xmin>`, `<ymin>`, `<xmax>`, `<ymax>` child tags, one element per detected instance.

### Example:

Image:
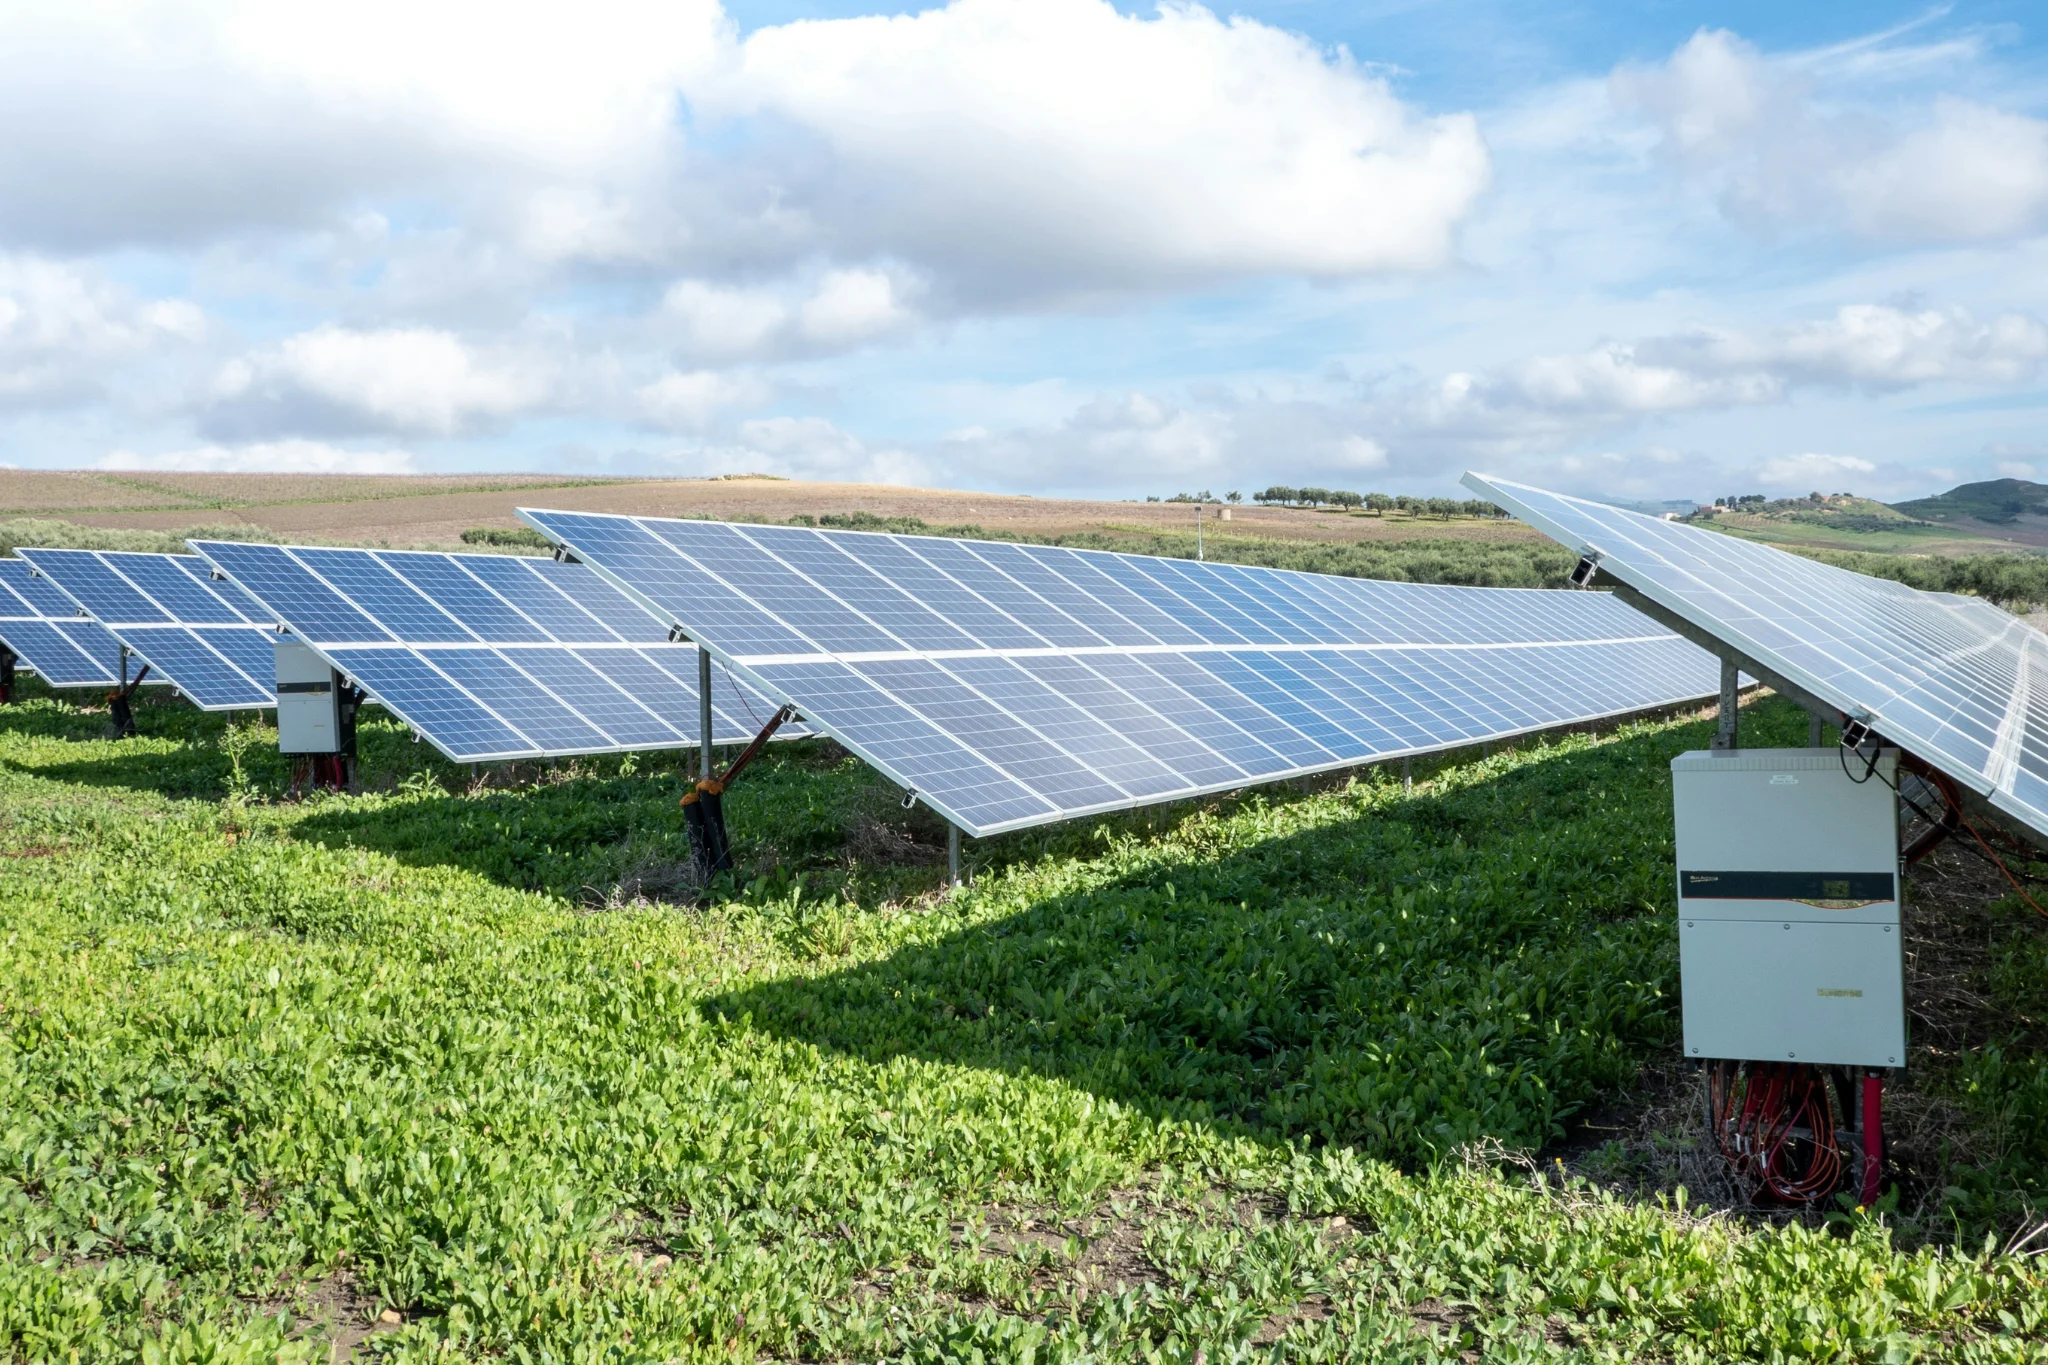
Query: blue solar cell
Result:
<box><xmin>458</xmin><ymin>556</ymin><xmax>617</xmax><ymax>643</ymax></box>
<box><xmin>750</xmin><ymin>659</ymin><xmax>1054</xmax><ymax>829</ymax></box>
<box><xmin>54</xmin><ymin>621</ymin><xmax>131</xmax><ymax>682</ymax></box>
<box><xmin>0</xmin><ymin>559</ymin><xmax>80</xmax><ymax>618</ymax></box>
<box><xmin>744</xmin><ymin>526</ymin><xmax>982</xmax><ymax>653</ymax></box>
<box><xmin>971</xmin><ymin>542</ymin><xmax>1156</xmax><ymax>648</ymax></box>
<box><xmin>897</xmin><ymin>537</ymin><xmax>1105</xmax><ymax>649</ymax></box>
<box><xmin>15</xmin><ymin>550</ymin><xmax>271</xmax><ymax>708</ymax></box>
<box><xmin>528</xmin><ymin>558</ymin><xmax>668</xmax><ymax>641</ymax></box>
<box><xmin>329</xmin><ymin>648</ymin><xmax>531</xmax><ymax>760</ymax></box>
<box><xmin>833</xmin><ymin>534</ymin><xmax>1046</xmax><ymax>650</ymax></box>
<box><xmin>15</xmin><ymin>550</ymin><xmax>168</xmax><ymax>624</ymax></box>
<box><xmin>418</xmin><ymin>650</ymin><xmax>610</xmax><ymax>752</ymax></box>
<box><xmin>380</xmin><ymin>554</ymin><xmax>553</xmax><ymax>644</ymax></box>
<box><xmin>196</xmin><ymin>627</ymin><xmax>281</xmax><ymax>690</ymax></box>
<box><xmin>1004</xmin><ymin>654</ymin><xmax>1236</xmax><ymax>794</ymax></box>
<box><xmin>852</xmin><ymin>657</ymin><xmax>1125</xmax><ymax>808</ymax></box>
<box><xmin>119</xmin><ymin>627</ymin><xmax>272</xmax><ymax>708</ymax></box>
<box><xmin>500</xmin><ymin>648</ymin><xmax>683</xmax><ymax>747</ymax></box>
<box><xmin>651</xmin><ymin>521</ymin><xmax>898</xmax><ymax>654</ymax></box>
<box><xmin>521</xmin><ymin>507</ymin><xmax>1724</xmax><ymax>835</ymax></box>
<box><xmin>191</xmin><ymin>539</ymin><xmax>801</xmax><ymax>760</ymax></box>
<box><xmin>104</xmin><ymin>553</ymin><xmax>247</xmax><ymax>624</ymax></box>
<box><xmin>296</xmin><ymin>549</ymin><xmax>475</xmax><ymax>643</ymax></box>
<box><xmin>1469</xmin><ymin>471</ymin><xmax>2048</xmax><ymax>841</ymax></box>
<box><xmin>0</xmin><ymin>619</ymin><xmax>111</xmax><ymax>685</ymax></box>
<box><xmin>547</xmin><ymin>514</ymin><xmax>818</xmax><ymax>656</ymax></box>
<box><xmin>193</xmin><ymin>543</ymin><xmax>393</xmax><ymax>644</ymax></box>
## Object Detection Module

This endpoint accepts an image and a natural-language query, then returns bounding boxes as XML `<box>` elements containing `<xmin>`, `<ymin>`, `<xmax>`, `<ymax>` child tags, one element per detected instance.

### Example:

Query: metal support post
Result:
<box><xmin>1809</xmin><ymin>711</ymin><xmax>1824</xmax><ymax>747</ymax></box>
<box><xmin>0</xmin><ymin>643</ymin><xmax>14</xmax><ymax>704</ymax></box>
<box><xmin>948</xmin><ymin>824</ymin><xmax>962</xmax><ymax>887</ymax></box>
<box><xmin>697</xmin><ymin>646</ymin><xmax>713</xmax><ymax>780</ymax></box>
<box><xmin>1712</xmin><ymin>657</ymin><xmax>1740</xmax><ymax>751</ymax></box>
<box><xmin>1402</xmin><ymin>757</ymin><xmax>1412</xmax><ymax>791</ymax></box>
<box><xmin>1196</xmin><ymin>503</ymin><xmax>1204</xmax><ymax>561</ymax></box>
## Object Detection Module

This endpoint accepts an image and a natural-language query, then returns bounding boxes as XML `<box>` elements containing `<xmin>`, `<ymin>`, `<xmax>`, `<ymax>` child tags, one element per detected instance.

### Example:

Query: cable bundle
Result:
<box><xmin>1707</xmin><ymin>1060</ymin><xmax>1843</xmax><ymax>1203</ymax></box>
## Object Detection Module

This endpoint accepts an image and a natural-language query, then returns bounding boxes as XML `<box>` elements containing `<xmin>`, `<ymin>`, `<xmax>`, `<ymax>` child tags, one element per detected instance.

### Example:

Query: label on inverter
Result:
<box><xmin>1680</xmin><ymin>870</ymin><xmax>1895</xmax><ymax>909</ymax></box>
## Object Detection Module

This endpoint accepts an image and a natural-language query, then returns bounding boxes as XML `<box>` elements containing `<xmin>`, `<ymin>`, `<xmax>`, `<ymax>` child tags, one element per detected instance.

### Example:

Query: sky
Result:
<box><xmin>2</xmin><ymin>1</ymin><xmax>2046</xmax><ymax>503</ymax></box>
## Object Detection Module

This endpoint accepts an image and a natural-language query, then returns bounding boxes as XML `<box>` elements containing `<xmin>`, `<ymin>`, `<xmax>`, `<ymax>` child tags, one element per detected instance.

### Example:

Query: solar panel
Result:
<box><xmin>516</xmin><ymin>508</ymin><xmax>1725</xmax><ymax>836</ymax></box>
<box><xmin>0</xmin><ymin>557</ymin><xmax>135</xmax><ymax>689</ymax></box>
<box><xmin>186</xmin><ymin>541</ymin><xmax>799</xmax><ymax>762</ymax></box>
<box><xmin>18</xmin><ymin>550</ymin><xmax>278</xmax><ymax>710</ymax></box>
<box><xmin>1464</xmin><ymin>472</ymin><xmax>2048</xmax><ymax>842</ymax></box>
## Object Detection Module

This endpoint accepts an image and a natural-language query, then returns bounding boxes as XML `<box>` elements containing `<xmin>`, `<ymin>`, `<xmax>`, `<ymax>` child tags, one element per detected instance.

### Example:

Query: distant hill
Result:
<box><xmin>1690</xmin><ymin>492</ymin><xmax>2004</xmax><ymax>555</ymax></box>
<box><xmin>1892</xmin><ymin>478</ymin><xmax>2048</xmax><ymax>525</ymax></box>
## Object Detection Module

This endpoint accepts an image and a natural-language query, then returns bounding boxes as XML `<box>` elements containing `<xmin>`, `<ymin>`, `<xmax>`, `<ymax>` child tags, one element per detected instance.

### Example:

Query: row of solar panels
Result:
<box><xmin>0</xmin><ymin>548</ymin><xmax>788</xmax><ymax>748</ymax></box>
<box><xmin>6</xmin><ymin>485</ymin><xmax>2033</xmax><ymax>844</ymax></box>
<box><xmin>0</xmin><ymin>519</ymin><xmax>1733</xmax><ymax>834</ymax></box>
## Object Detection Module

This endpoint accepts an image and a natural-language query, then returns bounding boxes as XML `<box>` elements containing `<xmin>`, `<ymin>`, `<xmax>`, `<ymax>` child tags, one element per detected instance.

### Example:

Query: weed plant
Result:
<box><xmin>1</xmin><ymin>686</ymin><xmax>2045</xmax><ymax>1360</ymax></box>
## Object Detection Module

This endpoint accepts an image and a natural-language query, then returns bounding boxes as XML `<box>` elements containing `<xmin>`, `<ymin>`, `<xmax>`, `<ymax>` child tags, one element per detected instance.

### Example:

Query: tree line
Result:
<box><xmin>1252</xmin><ymin>487</ymin><xmax>1508</xmax><ymax>518</ymax></box>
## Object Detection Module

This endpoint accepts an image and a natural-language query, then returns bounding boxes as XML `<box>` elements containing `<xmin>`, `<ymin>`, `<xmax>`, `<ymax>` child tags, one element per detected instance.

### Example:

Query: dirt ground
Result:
<box><xmin>0</xmin><ymin>470</ymin><xmax>1544</xmax><ymax>548</ymax></box>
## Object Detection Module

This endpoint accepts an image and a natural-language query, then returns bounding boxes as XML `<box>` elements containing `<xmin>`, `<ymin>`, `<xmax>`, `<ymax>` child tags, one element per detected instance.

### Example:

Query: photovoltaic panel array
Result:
<box><xmin>0</xmin><ymin>556</ymin><xmax>134</xmax><ymax>688</ymax></box>
<box><xmin>518</xmin><ymin>508</ymin><xmax>1725</xmax><ymax>836</ymax></box>
<box><xmin>188</xmin><ymin>541</ymin><xmax>799</xmax><ymax>762</ymax></box>
<box><xmin>1464</xmin><ymin>472</ymin><xmax>2048</xmax><ymax>841</ymax></box>
<box><xmin>18</xmin><ymin>549</ymin><xmax>279</xmax><ymax>710</ymax></box>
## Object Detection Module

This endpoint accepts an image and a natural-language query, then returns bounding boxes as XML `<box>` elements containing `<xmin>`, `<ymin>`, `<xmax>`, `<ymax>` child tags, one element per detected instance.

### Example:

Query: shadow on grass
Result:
<box><xmin>701</xmin><ymin>703</ymin><xmax>1820</xmax><ymax>1165</ymax></box>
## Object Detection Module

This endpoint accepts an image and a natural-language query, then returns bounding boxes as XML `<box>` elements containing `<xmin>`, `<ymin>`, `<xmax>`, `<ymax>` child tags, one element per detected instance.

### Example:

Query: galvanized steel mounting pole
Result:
<box><xmin>947</xmin><ymin>824</ymin><xmax>962</xmax><ymax>887</ymax></box>
<box><xmin>1196</xmin><ymin>502</ymin><xmax>1204</xmax><ymax>561</ymax></box>
<box><xmin>1713</xmin><ymin>657</ymin><xmax>1740</xmax><ymax>751</ymax></box>
<box><xmin>697</xmin><ymin>646</ymin><xmax>714</xmax><ymax>779</ymax></box>
<box><xmin>1809</xmin><ymin>712</ymin><xmax>1825</xmax><ymax>747</ymax></box>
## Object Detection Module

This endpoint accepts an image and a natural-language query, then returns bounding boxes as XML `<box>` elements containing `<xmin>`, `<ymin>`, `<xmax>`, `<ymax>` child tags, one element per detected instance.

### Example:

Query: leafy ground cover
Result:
<box><xmin>1</xmin><ymin>686</ymin><xmax>2046</xmax><ymax>1361</ymax></box>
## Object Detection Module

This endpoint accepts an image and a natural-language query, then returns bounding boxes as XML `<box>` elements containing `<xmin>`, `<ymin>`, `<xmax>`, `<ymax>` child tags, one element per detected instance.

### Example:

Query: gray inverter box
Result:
<box><xmin>1671</xmin><ymin>748</ymin><xmax>1905</xmax><ymax>1068</ymax></box>
<box><xmin>275</xmin><ymin>638</ymin><xmax>342</xmax><ymax>754</ymax></box>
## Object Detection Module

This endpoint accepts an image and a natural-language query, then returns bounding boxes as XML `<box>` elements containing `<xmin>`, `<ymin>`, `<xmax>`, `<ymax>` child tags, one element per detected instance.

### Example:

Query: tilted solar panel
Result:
<box><xmin>1463</xmin><ymin>472</ymin><xmax>2048</xmax><ymax>841</ymax></box>
<box><xmin>187</xmin><ymin>541</ymin><xmax>799</xmax><ymax>762</ymax></box>
<box><xmin>19</xmin><ymin>549</ymin><xmax>277</xmax><ymax>710</ymax></box>
<box><xmin>0</xmin><ymin>557</ymin><xmax>138</xmax><ymax>689</ymax></box>
<box><xmin>517</xmin><ymin>508</ymin><xmax>1725</xmax><ymax>836</ymax></box>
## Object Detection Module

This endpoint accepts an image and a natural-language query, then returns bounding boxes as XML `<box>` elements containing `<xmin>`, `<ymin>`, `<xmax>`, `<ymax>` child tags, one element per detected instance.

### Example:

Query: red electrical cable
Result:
<box><xmin>1708</xmin><ymin>1060</ymin><xmax>1842</xmax><ymax>1203</ymax></box>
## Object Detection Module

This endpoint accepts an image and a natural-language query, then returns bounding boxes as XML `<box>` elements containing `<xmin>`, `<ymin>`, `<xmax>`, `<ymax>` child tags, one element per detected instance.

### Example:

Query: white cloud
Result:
<box><xmin>207</xmin><ymin>325</ymin><xmax>547</xmax><ymax>436</ymax></box>
<box><xmin>661</xmin><ymin>282</ymin><xmax>790</xmax><ymax>361</ymax></box>
<box><xmin>1339</xmin><ymin>435</ymin><xmax>1389</xmax><ymax>470</ymax></box>
<box><xmin>0</xmin><ymin>0</ymin><xmax>1487</xmax><ymax>301</ymax></box>
<box><xmin>716</xmin><ymin>0</ymin><xmax>1489</xmax><ymax>290</ymax></box>
<box><xmin>709</xmin><ymin>415</ymin><xmax>930</xmax><ymax>484</ymax></box>
<box><xmin>1756</xmin><ymin>451</ymin><xmax>1877</xmax><ymax>489</ymax></box>
<box><xmin>635</xmin><ymin>369</ymin><xmax>770</xmax><ymax>431</ymax></box>
<box><xmin>97</xmin><ymin>439</ymin><xmax>417</xmax><ymax>473</ymax></box>
<box><xmin>661</xmin><ymin>268</ymin><xmax>920</xmax><ymax>360</ymax></box>
<box><xmin>1399</xmin><ymin>304</ymin><xmax>2048</xmax><ymax>442</ymax></box>
<box><xmin>0</xmin><ymin>255</ymin><xmax>203</xmax><ymax>401</ymax></box>
<box><xmin>1614</xmin><ymin>29</ymin><xmax>2048</xmax><ymax>243</ymax></box>
<box><xmin>798</xmin><ymin>269</ymin><xmax>913</xmax><ymax>347</ymax></box>
<box><xmin>0</xmin><ymin>0</ymin><xmax>726</xmax><ymax>250</ymax></box>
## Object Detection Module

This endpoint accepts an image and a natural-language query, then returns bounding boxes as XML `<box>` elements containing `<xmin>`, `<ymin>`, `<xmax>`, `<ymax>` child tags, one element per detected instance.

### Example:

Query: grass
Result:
<box><xmin>3</xmin><ymin>683</ymin><xmax>2047</xmax><ymax>1361</ymax></box>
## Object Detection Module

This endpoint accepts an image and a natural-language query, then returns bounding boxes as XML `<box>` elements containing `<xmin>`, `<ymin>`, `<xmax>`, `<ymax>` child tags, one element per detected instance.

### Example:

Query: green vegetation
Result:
<box><xmin>0</xmin><ymin>519</ymin><xmax>269</xmax><ymax>558</ymax></box>
<box><xmin>458</xmin><ymin>526</ymin><xmax>553</xmax><ymax>550</ymax></box>
<box><xmin>1777</xmin><ymin>546</ymin><xmax>2048</xmax><ymax>609</ymax></box>
<box><xmin>2</xmin><ymin>685</ymin><xmax>2046</xmax><ymax>1361</ymax></box>
<box><xmin>1895</xmin><ymin>479</ymin><xmax>2048</xmax><ymax>526</ymax></box>
<box><xmin>1062</xmin><ymin>528</ymin><xmax>1578</xmax><ymax>588</ymax></box>
<box><xmin>1248</xmin><ymin>489</ymin><xmax>1507</xmax><ymax>518</ymax></box>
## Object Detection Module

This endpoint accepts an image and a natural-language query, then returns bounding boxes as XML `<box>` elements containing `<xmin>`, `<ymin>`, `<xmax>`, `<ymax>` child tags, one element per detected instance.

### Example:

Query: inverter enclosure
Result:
<box><xmin>1671</xmin><ymin>748</ymin><xmax>1905</xmax><ymax>1068</ymax></box>
<box><xmin>274</xmin><ymin>638</ymin><xmax>342</xmax><ymax>754</ymax></box>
